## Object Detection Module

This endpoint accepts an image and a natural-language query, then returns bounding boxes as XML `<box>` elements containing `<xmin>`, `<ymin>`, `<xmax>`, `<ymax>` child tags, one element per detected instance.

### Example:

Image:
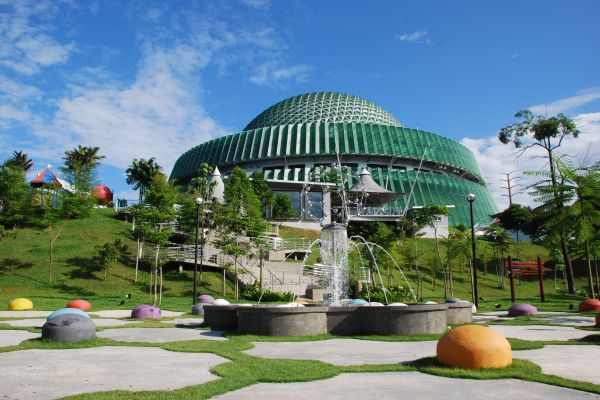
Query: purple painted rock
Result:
<box><xmin>131</xmin><ymin>304</ymin><xmax>161</xmax><ymax>320</ymax></box>
<box><xmin>197</xmin><ymin>294</ymin><xmax>215</xmax><ymax>304</ymax></box>
<box><xmin>507</xmin><ymin>303</ymin><xmax>537</xmax><ymax>316</ymax></box>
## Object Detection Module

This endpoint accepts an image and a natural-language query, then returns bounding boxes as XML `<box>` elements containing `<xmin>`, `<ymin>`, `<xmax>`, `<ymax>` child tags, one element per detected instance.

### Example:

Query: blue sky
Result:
<box><xmin>1</xmin><ymin>0</ymin><xmax>599</xmax><ymax>209</ymax></box>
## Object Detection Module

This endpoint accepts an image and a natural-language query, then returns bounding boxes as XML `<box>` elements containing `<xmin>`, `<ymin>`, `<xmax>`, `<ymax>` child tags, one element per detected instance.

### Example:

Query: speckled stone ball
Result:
<box><xmin>9</xmin><ymin>298</ymin><xmax>33</xmax><ymax>311</ymax></box>
<box><xmin>197</xmin><ymin>294</ymin><xmax>215</xmax><ymax>304</ymax></box>
<box><xmin>42</xmin><ymin>314</ymin><xmax>96</xmax><ymax>342</ymax></box>
<box><xmin>579</xmin><ymin>299</ymin><xmax>600</xmax><ymax>312</ymax></box>
<box><xmin>507</xmin><ymin>303</ymin><xmax>538</xmax><ymax>316</ymax></box>
<box><xmin>66</xmin><ymin>299</ymin><xmax>91</xmax><ymax>310</ymax></box>
<box><xmin>437</xmin><ymin>325</ymin><xmax>512</xmax><ymax>369</ymax></box>
<box><xmin>131</xmin><ymin>304</ymin><xmax>161</xmax><ymax>320</ymax></box>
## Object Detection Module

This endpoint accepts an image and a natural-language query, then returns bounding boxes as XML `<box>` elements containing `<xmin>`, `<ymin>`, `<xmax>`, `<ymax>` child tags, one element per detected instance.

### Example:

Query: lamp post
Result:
<box><xmin>192</xmin><ymin>197</ymin><xmax>203</xmax><ymax>305</ymax></box>
<box><xmin>467</xmin><ymin>193</ymin><xmax>478</xmax><ymax>307</ymax></box>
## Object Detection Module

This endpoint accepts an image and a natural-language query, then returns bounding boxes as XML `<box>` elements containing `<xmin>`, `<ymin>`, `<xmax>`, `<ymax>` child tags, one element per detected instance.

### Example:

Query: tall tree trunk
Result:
<box><xmin>585</xmin><ymin>240</ymin><xmax>595</xmax><ymax>299</ymax></box>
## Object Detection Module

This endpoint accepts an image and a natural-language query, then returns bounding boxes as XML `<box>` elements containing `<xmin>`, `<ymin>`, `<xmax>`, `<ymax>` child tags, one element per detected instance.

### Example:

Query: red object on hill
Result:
<box><xmin>67</xmin><ymin>299</ymin><xmax>92</xmax><ymax>311</ymax></box>
<box><xmin>579</xmin><ymin>299</ymin><xmax>600</xmax><ymax>312</ymax></box>
<box><xmin>92</xmin><ymin>185</ymin><xmax>113</xmax><ymax>203</ymax></box>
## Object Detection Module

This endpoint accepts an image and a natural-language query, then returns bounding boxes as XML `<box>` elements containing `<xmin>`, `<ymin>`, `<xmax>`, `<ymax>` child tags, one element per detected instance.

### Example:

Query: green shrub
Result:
<box><xmin>359</xmin><ymin>285</ymin><xmax>413</xmax><ymax>303</ymax></box>
<box><xmin>240</xmin><ymin>282</ymin><xmax>295</xmax><ymax>302</ymax></box>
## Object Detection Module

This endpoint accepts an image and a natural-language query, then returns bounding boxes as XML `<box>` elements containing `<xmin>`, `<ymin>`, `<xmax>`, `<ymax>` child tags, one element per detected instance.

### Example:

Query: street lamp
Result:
<box><xmin>192</xmin><ymin>197</ymin><xmax>203</xmax><ymax>305</ymax></box>
<box><xmin>467</xmin><ymin>193</ymin><xmax>478</xmax><ymax>307</ymax></box>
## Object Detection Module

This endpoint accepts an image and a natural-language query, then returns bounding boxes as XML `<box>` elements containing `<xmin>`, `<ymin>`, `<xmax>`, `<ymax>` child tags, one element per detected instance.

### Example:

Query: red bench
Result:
<box><xmin>505</xmin><ymin>261</ymin><xmax>547</xmax><ymax>277</ymax></box>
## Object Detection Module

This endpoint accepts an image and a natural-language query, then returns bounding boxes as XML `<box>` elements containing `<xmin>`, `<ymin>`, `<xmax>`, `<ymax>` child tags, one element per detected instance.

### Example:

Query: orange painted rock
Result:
<box><xmin>67</xmin><ymin>299</ymin><xmax>92</xmax><ymax>311</ymax></box>
<box><xmin>579</xmin><ymin>299</ymin><xmax>600</xmax><ymax>312</ymax></box>
<box><xmin>437</xmin><ymin>325</ymin><xmax>512</xmax><ymax>369</ymax></box>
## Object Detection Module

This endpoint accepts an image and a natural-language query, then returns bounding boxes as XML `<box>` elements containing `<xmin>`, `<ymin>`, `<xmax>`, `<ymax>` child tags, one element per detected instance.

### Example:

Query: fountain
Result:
<box><xmin>203</xmin><ymin>163</ymin><xmax>472</xmax><ymax>335</ymax></box>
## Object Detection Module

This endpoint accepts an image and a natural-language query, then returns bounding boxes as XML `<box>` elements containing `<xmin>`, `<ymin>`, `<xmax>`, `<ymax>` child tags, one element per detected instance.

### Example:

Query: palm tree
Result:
<box><xmin>4</xmin><ymin>150</ymin><xmax>33</xmax><ymax>176</ymax></box>
<box><xmin>531</xmin><ymin>160</ymin><xmax>600</xmax><ymax>298</ymax></box>
<box><xmin>63</xmin><ymin>145</ymin><xmax>105</xmax><ymax>192</ymax></box>
<box><xmin>125</xmin><ymin>157</ymin><xmax>161</xmax><ymax>204</ymax></box>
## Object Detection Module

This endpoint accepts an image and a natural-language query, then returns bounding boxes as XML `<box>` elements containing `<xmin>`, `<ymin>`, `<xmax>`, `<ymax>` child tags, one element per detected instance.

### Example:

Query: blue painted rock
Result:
<box><xmin>131</xmin><ymin>304</ymin><xmax>161</xmax><ymax>319</ymax></box>
<box><xmin>42</xmin><ymin>314</ymin><xmax>96</xmax><ymax>342</ymax></box>
<box><xmin>48</xmin><ymin>308</ymin><xmax>89</xmax><ymax>320</ymax></box>
<box><xmin>508</xmin><ymin>303</ymin><xmax>537</xmax><ymax>316</ymax></box>
<box><xmin>197</xmin><ymin>294</ymin><xmax>215</xmax><ymax>304</ymax></box>
<box><xmin>348</xmin><ymin>299</ymin><xmax>368</xmax><ymax>305</ymax></box>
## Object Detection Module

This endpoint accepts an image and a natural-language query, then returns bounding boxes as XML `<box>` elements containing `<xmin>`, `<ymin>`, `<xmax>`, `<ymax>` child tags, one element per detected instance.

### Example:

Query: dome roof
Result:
<box><xmin>244</xmin><ymin>92</ymin><xmax>402</xmax><ymax>131</ymax></box>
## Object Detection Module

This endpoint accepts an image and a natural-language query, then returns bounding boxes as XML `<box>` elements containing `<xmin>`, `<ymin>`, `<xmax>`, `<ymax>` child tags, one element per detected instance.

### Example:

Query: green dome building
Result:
<box><xmin>170</xmin><ymin>92</ymin><xmax>498</xmax><ymax>227</ymax></box>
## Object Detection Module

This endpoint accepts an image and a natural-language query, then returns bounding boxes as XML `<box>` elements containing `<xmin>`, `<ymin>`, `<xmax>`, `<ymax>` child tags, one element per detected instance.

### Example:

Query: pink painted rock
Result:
<box><xmin>508</xmin><ymin>303</ymin><xmax>537</xmax><ymax>316</ymax></box>
<box><xmin>197</xmin><ymin>294</ymin><xmax>215</xmax><ymax>304</ymax></box>
<box><xmin>131</xmin><ymin>304</ymin><xmax>161</xmax><ymax>320</ymax></box>
<box><xmin>579</xmin><ymin>299</ymin><xmax>600</xmax><ymax>312</ymax></box>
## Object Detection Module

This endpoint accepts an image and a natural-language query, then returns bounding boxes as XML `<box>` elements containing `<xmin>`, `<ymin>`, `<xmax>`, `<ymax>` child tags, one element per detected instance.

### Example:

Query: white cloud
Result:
<box><xmin>250</xmin><ymin>62</ymin><xmax>312</xmax><ymax>87</ymax></box>
<box><xmin>529</xmin><ymin>89</ymin><xmax>600</xmax><ymax>115</ymax></box>
<box><xmin>240</xmin><ymin>0</ymin><xmax>270</xmax><ymax>9</ymax></box>
<box><xmin>395</xmin><ymin>30</ymin><xmax>431</xmax><ymax>44</ymax></box>
<box><xmin>0</xmin><ymin>1</ymin><xmax>74</xmax><ymax>75</ymax></box>
<box><xmin>462</xmin><ymin>112</ymin><xmax>600</xmax><ymax>210</ymax></box>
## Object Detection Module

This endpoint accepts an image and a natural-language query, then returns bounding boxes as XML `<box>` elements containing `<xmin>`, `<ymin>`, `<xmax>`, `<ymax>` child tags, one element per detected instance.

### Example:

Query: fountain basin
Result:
<box><xmin>445</xmin><ymin>302</ymin><xmax>474</xmax><ymax>325</ymax></box>
<box><xmin>204</xmin><ymin>304</ymin><xmax>451</xmax><ymax>336</ymax></box>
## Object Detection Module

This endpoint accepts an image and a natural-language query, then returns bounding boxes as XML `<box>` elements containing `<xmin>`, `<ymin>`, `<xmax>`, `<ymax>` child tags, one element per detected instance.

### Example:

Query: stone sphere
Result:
<box><xmin>361</xmin><ymin>301</ymin><xmax>385</xmax><ymax>307</ymax></box>
<box><xmin>191</xmin><ymin>303</ymin><xmax>205</xmax><ymax>315</ymax></box>
<box><xmin>48</xmin><ymin>308</ymin><xmax>89</xmax><ymax>320</ymax></box>
<box><xmin>212</xmin><ymin>299</ymin><xmax>230</xmax><ymax>306</ymax></box>
<box><xmin>508</xmin><ymin>303</ymin><xmax>538</xmax><ymax>316</ymax></box>
<box><xmin>425</xmin><ymin>301</ymin><xmax>438</xmax><ymax>304</ymax></box>
<box><xmin>348</xmin><ymin>299</ymin><xmax>368</xmax><ymax>305</ymax></box>
<box><xmin>596</xmin><ymin>314</ymin><xmax>600</xmax><ymax>327</ymax></box>
<box><xmin>9</xmin><ymin>298</ymin><xmax>33</xmax><ymax>311</ymax></box>
<box><xmin>437</xmin><ymin>325</ymin><xmax>512</xmax><ymax>369</ymax></box>
<box><xmin>197</xmin><ymin>294</ymin><xmax>215</xmax><ymax>304</ymax></box>
<box><xmin>471</xmin><ymin>304</ymin><xmax>477</xmax><ymax>313</ymax></box>
<box><xmin>388</xmin><ymin>302</ymin><xmax>408</xmax><ymax>307</ymax></box>
<box><xmin>66</xmin><ymin>299</ymin><xmax>91</xmax><ymax>310</ymax></box>
<box><xmin>131</xmin><ymin>304</ymin><xmax>161</xmax><ymax>319</ymax></box>
<box><xmin>579</xmin><ymin>299</ymin><xmax>600</xmax><ymax>312</ymax></box>
<box><xmin>42</xmin><ymin>314</ymin><xmax>96</xmax><ymax>342</ymax></box>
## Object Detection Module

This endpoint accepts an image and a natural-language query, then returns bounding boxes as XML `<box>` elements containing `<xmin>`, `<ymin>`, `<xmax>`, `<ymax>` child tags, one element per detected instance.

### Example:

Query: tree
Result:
<box><xmin>271</xmin><ymin>193</ymin><xmax>298</xmax><ymax>221</ymax></box>
<box><xmin>62</xmin><ymin>145</ymin><xmax>105</xmax><ymax>193</ymax></box>
<box><xmin>251</xmin><ymin>170</ymin><xmax>274</xmax><ymax>218</ymax></box>
<box><xmin>125</xmin><ymin>157</ymin><xmax>161</xmax><ymax>204</ymax></box>
<box><xmin>529</xmin><ymin>160</ymin><xmax>600</xmax><ymax>298</ymax></box>
<box><xmin>0</xmin><ymin>163</ymin><xmax>32</xmax><ymax>228</ymax></box>
<box><xmin>130</xmin><ymin>172</ymin><xmax>177</xmax><ymax>305</ymax></box>
<box><xmin>4</xmin><ymin>150</ymin><xmax>33</xmax><ymax>176</ymax></box>
<box><xmin>95</xmin><ymin>238</ymin><xmax>127</xmax><ymax>281</ymax></box>
<box><xmin>484</xmin><ymin>224</ymin><xmax>513</xmax><ymax>289</ymax></box>
<box><xmin>213</xmin><ymin>232</ymin><xmax>248</xmax><ymax>300</ymax></box>
<box><xmin>498</xmin><ymin>110</ymin><xmax>580</xmax><ymax>294</ymax></box>
<box><xmin>493</xmin><ymin>204</ymin><xmax>532</xmax><ymax>258</ymax></box>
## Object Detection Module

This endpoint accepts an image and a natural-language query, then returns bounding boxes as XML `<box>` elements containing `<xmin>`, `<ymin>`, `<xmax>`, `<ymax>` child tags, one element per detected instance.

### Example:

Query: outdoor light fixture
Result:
<box><xmin>192</xmin><ymin>197</ymin><xmax>203</xmax><ymax>305</ymax></box>
<box><xmin>466</xmin><ymin>193</ymin><xmax>478</xmax><ymax>307</ymax></box>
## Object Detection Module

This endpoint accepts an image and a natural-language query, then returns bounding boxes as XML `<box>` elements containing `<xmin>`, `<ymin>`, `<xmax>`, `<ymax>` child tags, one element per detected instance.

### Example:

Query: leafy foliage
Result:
<box><xmin>125</xmin><ymin>157</ymin><xmax>161</xmax><ymax>204</ymax></box>
<box><xmin>360</xmin><ymin>286</ymin><xmax>413</xmax><ymax>303</ymax></box>
<box><xmin>271</xmin><ymin>192</ymin><xmax>298</xmax><ymax>221</ymax></box>
<box><xmin>239</xmin><ymin>282</ymin><xmax>295</xmax><ymax>302</ymax></box>
<box><xmin>61</xmin><ymin>145</ymin><xmax>104</xmax><ymax>193</ymax></box>
<box><xmin>0</xmin><ymin>163</ymin><xmax>33</xmax><ymax>228</ymax></box>
<box><xmin>94</xmin><ymin>238</ymin><xmax>127</xmax><ymax>281</ymax></box>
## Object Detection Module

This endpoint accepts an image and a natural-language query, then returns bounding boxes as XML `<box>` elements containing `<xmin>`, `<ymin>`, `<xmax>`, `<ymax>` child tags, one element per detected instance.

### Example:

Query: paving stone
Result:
<box><xmin>89</xmin><ymin>309</ymin><xmax>184</xmax><ymax>318</ymax></box>
<box><xmin>246</xmin><ymin>339</ymin><xmax>437</xmax><ymax>365</ymax></box>
<box><xmin>212</xmin><ymin>371</ymin><xmax>600</xmax><ymax>400</ymax></box>
<box><xmin>159</xmin><ymin>317</ymin><xmax>204</xmax><ymax>327</ymax></box>
<box><xmin>97</xmin><ymin>327</ymin><xmax>225</xmax><ymax>342</ymax></box>
<box><xmin>473</xmin><ymin>315</ymin><xmax>514</xmax><ymax>324</ymax></box>
<box><xmin>0</xmin><ymin>346</ymin><xmax>227</xmax><ymax>400</ymax></box>
<box><xmin>489</xmin><ymin>325</ymin><xmax>592</xmax><ymax>341</ymax></box>
<box><xmin>0</xmin><ymin>330</ymin><xmax>40</xmax><ymax>347</ymax></box>
<box><xmin>531</xmin><ymin>316</ymin><xmax>596</xmax><ymax>326</ymax></box>
<box><xmin>516</xmin><ymin>345</ymin><xmax>600</xmax><ymax>385</ymax></box>
<box><xmin>0</xmin><ymin>311</ymin><xmax>52</xmax><ymax>318</ymax></box>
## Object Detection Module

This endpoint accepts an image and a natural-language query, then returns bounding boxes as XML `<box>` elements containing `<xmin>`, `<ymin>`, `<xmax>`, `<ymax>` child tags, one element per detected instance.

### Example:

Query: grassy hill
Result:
<box><xmin>0</xmin><ymin>210</ymin><xmax>589</xmax><ymax>312</ymax></box>
<box><xmin>0</xmin><ymin>209</ymin><xmax>232</xmax><ymax>311</ymax></box>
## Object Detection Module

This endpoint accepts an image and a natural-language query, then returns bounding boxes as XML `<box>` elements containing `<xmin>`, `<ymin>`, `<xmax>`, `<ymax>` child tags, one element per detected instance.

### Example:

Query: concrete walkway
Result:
<box><xmin>0</xmin><ymin>346</ymin><xmax>227</xmax><ymax>400</ymax></box>
<box><xmin>97</xmin><ymin>327</ymin><xmax>225</xmax><ymax>342</ymax></box>
<box><xmin>246</xmin><ymin>339</ymin><xmax>437</xmax><ymax>365</ymax></box>
<box><xmin>212</xmin><ymin>371</ymin><xmax>600</xmax><ymax>400</ymax></box>
<box><xmin>489</xmin><ymin>325</ymin><xmax>593</xmax><ymax>341</ymax></box>
<box><xmin>532</xmin><ymin>316</ymin><xmax>596</xmax><ymax>326</ymax></box>
<box><xmin>0</xmin><ymin>330</ymin><xmax>39</xmax><ymax>347</ymax></box>
<box><xmin>159</xmin><ymin>317</ymin><xmax>205</xmax><ymax>327</ymax></box>
<box><xmin>89</xmin><ymin>309</ymin><xmax>185</xmax><ymax>318</ymax></box>
<box><xmin>516</xmin><ymin>345</ymin><xmax>600</xmax><ymax>384</ymax></box>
